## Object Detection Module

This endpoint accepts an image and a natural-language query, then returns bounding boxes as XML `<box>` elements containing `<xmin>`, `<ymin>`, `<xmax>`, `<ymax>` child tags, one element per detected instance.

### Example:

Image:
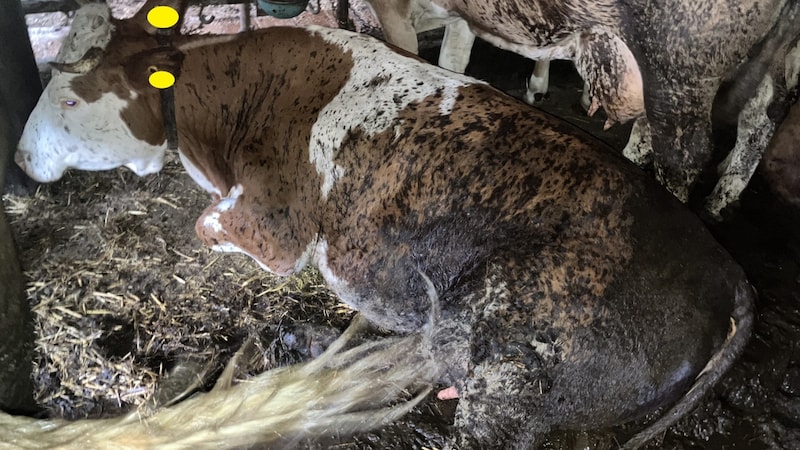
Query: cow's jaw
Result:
<box><xmin>16</xmin><ymin>72</ymin><xmax>167</xmax><ymax>183</ymax></box>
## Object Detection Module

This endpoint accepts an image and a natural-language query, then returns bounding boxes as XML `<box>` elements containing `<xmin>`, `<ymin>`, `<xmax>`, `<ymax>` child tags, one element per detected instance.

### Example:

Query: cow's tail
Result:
<box><xmin>0</xmin><ymin>313</ymin><xmax>443</xmax><ymax>450</ymax></box>
<box><xmin>621</xmin><ymin>280</ymin><xmax>756</xmax><ymax>450</ymax></box>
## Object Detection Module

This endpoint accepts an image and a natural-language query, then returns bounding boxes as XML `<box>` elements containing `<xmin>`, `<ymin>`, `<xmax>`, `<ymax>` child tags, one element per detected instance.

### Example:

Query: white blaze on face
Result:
<box><xmin>16</xmin><ymin>73</ymin><xmax>168</xmax><ymax>183</ymax></box>
<box><xmin>307</xmin><ymin>26</ymin><xmax>481</xmax><ymax>198</ymax></box>
<box><xmin>202</xmin><ymin>184</ymin><xmax>243</xmax><ymax>232</ymax></box>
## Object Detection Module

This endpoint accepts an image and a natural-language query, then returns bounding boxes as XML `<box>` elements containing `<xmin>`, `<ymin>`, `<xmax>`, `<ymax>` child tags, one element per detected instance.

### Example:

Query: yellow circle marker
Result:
<box><xmin>149</xmin><ymin>70</ymin><xmax>176</xmax><ymax>89</ymax></box>
<box><xmin>147</xmin><ymin>6</ymin><xmax>180</xmax><ymax>29</ymax></box>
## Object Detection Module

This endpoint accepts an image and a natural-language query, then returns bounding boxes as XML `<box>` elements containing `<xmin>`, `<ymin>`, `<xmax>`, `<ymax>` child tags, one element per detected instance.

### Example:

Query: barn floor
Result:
<box><xmin>3</xmin><ymin>11</ymin><xmax>800</xmax><ymax>450</ymax></box>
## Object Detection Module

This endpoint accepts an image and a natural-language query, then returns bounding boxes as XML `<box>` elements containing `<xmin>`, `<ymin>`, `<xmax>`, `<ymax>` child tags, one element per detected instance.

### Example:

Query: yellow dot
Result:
<box><xmin>147</xmin><ymin>6</ymin><xmax>180</xmax><ymax>29</ymax></box>
<box><xmin>149</xmin><ymin>70</ymin><xmax>175</xmax><ymax>89</ymax></box>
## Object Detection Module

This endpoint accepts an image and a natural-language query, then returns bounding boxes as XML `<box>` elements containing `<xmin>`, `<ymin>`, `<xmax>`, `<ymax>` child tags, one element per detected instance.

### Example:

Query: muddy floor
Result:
<box><xmin>3</xmin><ymin>11</ymin><xmax>800</xmax><ymax>450</ymax></box>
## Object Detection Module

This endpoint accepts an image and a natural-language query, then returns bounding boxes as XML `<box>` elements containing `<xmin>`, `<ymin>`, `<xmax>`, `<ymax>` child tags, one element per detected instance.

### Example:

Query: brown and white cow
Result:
<box><xmin>15</xmin><ymin>4</ymin><xmax>754</xmax><ymax>448</ymax></box>
<box><xmin>365</xmin><ymin>0</ymin><xmax>800</xmax><ymax>220</ymax></box>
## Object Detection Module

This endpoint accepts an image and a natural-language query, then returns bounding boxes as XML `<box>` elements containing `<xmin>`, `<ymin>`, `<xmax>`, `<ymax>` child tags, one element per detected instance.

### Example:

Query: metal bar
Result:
<box><xmin>336</xmin><ymin>0</ymin><xmax>351</xmax><ymax>30</ymax></box>
<box><xmin>21</xmin><ymin>0</ymin><xmax>249</xmax><ymax>15</ymax></box>
<box><xmin>0</xmin><ymin>0</ymin><xmax>41</xmax><ymax>415</ymax></box>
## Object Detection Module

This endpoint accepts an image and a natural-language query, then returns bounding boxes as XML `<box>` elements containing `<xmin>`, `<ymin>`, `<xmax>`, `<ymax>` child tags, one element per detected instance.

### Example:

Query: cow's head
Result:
<box><xmin>16</xmin><ymin>1</ymin><xmax>186</xmax><ymax>182</ymax></box>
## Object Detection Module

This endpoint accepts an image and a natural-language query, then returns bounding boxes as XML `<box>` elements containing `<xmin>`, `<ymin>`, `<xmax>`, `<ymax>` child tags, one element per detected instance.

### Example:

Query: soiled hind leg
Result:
<box><xmin>447</xmin><ymin>357</ymin><xmax>550</xmax><ymax>450</ymax></box>
<box><xmin>706</xmin><ymin>75</ymin><xmax>776</xmax><ymax>220</ymax></box>
<box><xmin>622</xmin><ymin>117</ymin><xmax>652</xmax><ymax>167</ymax></box>
<box><xmin>444</xmin><ymin>290</ymin><xmax>553</xmax><ymax>449</ymax></box>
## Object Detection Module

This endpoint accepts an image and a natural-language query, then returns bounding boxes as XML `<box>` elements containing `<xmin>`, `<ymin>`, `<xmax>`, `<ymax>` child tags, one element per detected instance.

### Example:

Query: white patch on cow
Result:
<box><xmin>579</xmin><ymin>80</ymin><xmax>592</xmax><ymax>111</ymax></box>
<box><xmin>706</xmin><ymin>76</ymin><xmax>776</xmax><ymax>219</ymax></box>
<box><xmin>478</xmin><ymin>31</ymin><xmax>581</xmax><ymax>65</ymax></box>
<box><xmin>210</xmin><ymin>242</ymin><xmax>276</xmax><ymax>274</ymax></box>
<box><xmin>438</xmin><ymin>79</ymin><xmax>463</xmax><ymax>115</ymax></box>
<box><xmin>479</xmin><ymin>279</ymin><xmax>509</xmax><ymax>316</ymax></box>
<box><xmin>203</xmin><ymin>211</ymin><xmax>225</xmax><ymax>234</ymax></box>
<box><xmin>219</xmin><ymin>184</ymin><xmax>243</xmax><ymax>211</ymax></box>
<box><xmin>313</xmin><ymin>239</ymin><xmax>359</xmax><ymax>305</ymax></box>
<box><xmin>786</xmin><ymin>40</ymin><xmax>800</xmax><ymax>91</ymax></box>
<box><xmin>56</xmin><ymin>3</ymin><xmax>113</xmax><ymax>64</ymax></box>
<box><xmin>415</xmin><ymin>0</ymin><xmax>460</xmax><ymax>30</ymax></box>
<box><xmin>308</xmin><ymin>26</ymin><xmax>481</xmax><ymax>198</ymax></box>
<box><xmin>179</xmin><ymin>151</ymin><xmax>222</xmax><ymax>196</ymax></box>
<box><xmin>202</xmin><ymin>184</ymin><xmax>273</xmax><ymax>274</ymax></box>
<box><xmin>294</xmin><ymin>236</ymin><xmax>320</xmax><ymax>274</ymax></box>
<box><xmin>16</xmin><ymin>73</ymin><xmax>168</xmax><ymax>183</ymax></box>
<box><xmin>202</xmin><ymin>184</ymin><xmax>243</xmax><ymax>233</ymax></box>
<box><xmin>530</xmin><ymin>338</ymin><xmax>557</xmax><ymax>361</ymax></box>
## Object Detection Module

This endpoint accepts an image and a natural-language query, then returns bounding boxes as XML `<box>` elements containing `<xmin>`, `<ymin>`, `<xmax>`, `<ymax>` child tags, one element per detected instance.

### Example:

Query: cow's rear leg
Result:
<box><xmin>366</xmin><ymin>1</ymin><xmax>419</xmax><ymax>54</ymax></box>
<box><xmin>706</xmin><ymin>75</ymin><xmax>777</xmax><ymax>219</ymax></box>
<box><xmin>439</xmin><ymin>19</ymin><xmax>475</xmax><ymax>73</ymax></box>
<box><xmin>524</xmin><ymin>61</ymin><xmax>591</xmax><ymax>107</ymax></box>
<box><xmin>643</xmin><ymin>74</ymin><xmax>719</xmax><ymax>203</ymax></box>
<box><xmin>447</xmin><ymin>358</ymin><xmax>550</xmax><ymax>450</ymax></box>
<box><xmin>622</xmin><ymin>117</ymin><xmax>653</xmax><ymax>167</ymax></box>
<box><xmin>445</xmin><ymin>302</ymin><xmax>552</xmax><ymax>449</ymax></box>
<box><xmin>524</xmin><ymin>59</ymin><xmax>550</xmax><ymax>104</ymax></box>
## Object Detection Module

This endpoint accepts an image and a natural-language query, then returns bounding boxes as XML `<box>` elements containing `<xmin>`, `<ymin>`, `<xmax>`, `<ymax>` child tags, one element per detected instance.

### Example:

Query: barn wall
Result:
<box><xmin>0</xmin><ymin>0</ymin><xmax>42</xmax><ymax>414</ymax></box>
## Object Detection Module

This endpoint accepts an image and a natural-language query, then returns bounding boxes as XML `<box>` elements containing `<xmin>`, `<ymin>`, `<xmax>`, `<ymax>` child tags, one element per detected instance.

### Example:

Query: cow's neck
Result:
<box><xmin>171</xmin><ymin>27</ymin><xmax>356</xmax><ymax>230</ymax></box>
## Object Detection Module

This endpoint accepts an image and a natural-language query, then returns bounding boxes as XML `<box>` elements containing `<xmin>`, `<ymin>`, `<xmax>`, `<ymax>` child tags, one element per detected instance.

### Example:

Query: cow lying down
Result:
<box><xmin>10</xmin><ymin>3</ymin><xmax>754</xmax><ymax>449</ymax></box>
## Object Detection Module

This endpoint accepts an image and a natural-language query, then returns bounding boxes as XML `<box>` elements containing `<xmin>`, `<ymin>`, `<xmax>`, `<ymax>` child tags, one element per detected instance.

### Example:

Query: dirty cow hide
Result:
<box><xmin>762</xmin><ymin>99</ymin><xmax>800</xmax><ymax>208</ymax></box>
<box><xmin>365</xmin><ymin>0</ymin><xmax>800</xmax><ymax>220</ymax></box>
<box><xmin>13</xmin><ymin>4</ymin><xmax>754</xmax><ymax>449</ymax></box>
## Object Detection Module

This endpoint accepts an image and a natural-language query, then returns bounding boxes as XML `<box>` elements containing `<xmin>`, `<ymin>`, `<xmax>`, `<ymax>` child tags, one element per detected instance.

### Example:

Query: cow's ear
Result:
<box><xmin>131</xmin><ymin>0</ymin><xmax>190</xmax><ymax>35</ymax></box>
<box><xmin>122</xmin><ymin>47</ymin><xmax>185</xmax><ymax>92</ymax></box>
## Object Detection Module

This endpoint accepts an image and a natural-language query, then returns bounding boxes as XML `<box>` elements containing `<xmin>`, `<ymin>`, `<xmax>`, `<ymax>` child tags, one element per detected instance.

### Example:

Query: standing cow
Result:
<box><xmin>363</xmin><ymin>1</ymin><xmax>587</xmax><ymax>104</ymax></box>
<box><xmin>365</xmin><ymin>0</ymin><xmax>800</xmax><ymax>219</ymax></box>
<box><xmin>14</xmin><ymin>3</ymin><xmax>754</xmax><ymax>448</ymax></box>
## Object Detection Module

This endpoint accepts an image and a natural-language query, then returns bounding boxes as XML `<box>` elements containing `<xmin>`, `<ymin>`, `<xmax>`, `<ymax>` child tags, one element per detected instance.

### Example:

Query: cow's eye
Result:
<box><xmin>60</xmin><ymin>99</ymin><xmax>79</xmax><ymax>108</ymax></box>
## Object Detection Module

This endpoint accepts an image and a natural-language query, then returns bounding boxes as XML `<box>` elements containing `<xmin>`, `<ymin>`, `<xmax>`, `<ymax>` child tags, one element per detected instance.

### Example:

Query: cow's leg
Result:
<box><xmin>579</xmin><ymin>79</ymin><xmax>591</xmax><ymax>111</ymax></box>
<box><xmin>443</xmin><ymin>275</ymin><xmax>551</xmax><ymax>449</ymax></box>
<box><xmin>524</xmin><ymin>59</ymin><xmax>550</xmax><ymax>104</ymax></box>
<box><xmin>621</xmin><ymin>117</ymin><xmax>652</xmax><ymax>167</ymax></box>
<box><xmin>366</xmin><ymin>0</ymin><xmax>419</xmax><ymax>53</ymax></box>
<box><xmin>648</xmin><ymin>111</ymin><xmax>712</xmax><ymax>203</ymax></box>
<box><xmin>705</xmin><ymin>76</ymin><xmax>777</xmax><ymax>219</ymax></box>
<box><xmin>447</xmin><ymin>357</ymin><xmax>549</xmax><ymax>450</ymax></box>
<box><xmin>637</xmin><ymin>63</ymin><xmax>720</xmax><ymax>203</ymax></box>
<box><xmin>438</xmin><ymin>19</ymin><xmax>475</xmax><ymax>73</ymax></box>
